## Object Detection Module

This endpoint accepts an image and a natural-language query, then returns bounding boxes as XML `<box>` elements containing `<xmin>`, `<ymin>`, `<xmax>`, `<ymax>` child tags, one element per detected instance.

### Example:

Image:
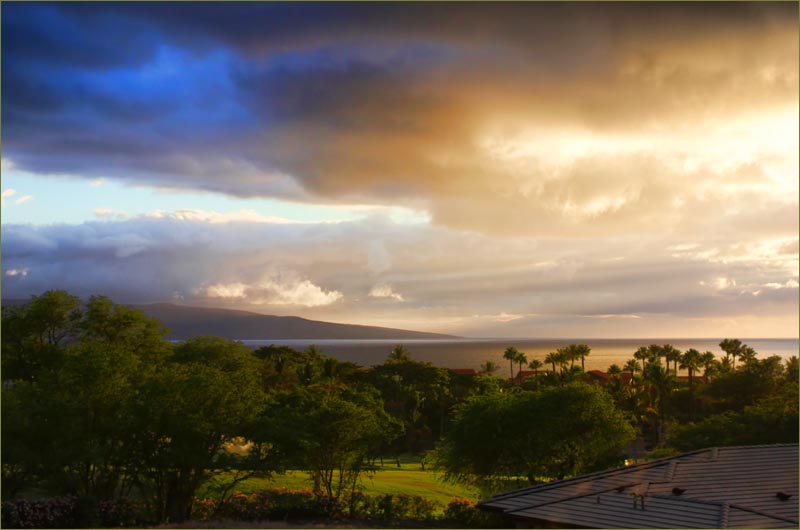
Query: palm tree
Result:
<box><xmin>679</xmin><ymin>348</ymin><xmax>702</xmax><ymax>391</ymax></box>
<box><xmin>514</xmin><ymin>350</ymin><xmax>528</xmax><ymax>380</ymax></box>
<box><xmin>719</xmin><ymin>356</ymin><xmax>733</xmax><ymax>373</ymax></box>
<box><xmin>503</xmin><ymin>347</ymin><xmax>520</xmax><ymax>380</ymax></box>
<box><xmin>387</xmin><ymin>344</ymin><xmax>411</xmax><ymax>363</ymax></box>
<box><xmin>555</xmin><ymin>349</ymin><xmax>570</xmax><ymax>375</ymax></box>
<box><xmin>739</xmin><ymin>346</ymin><xmax>758</xmax><ymax>366</ymax></box>
<box><xmin>479</xmin><ymin>360</ymin><xmax>499</xmax><ymax>376</ymax></box>
<box><xmin>719</xmin><ymin>338</ymin><xmax>743</xmax><ymax>369</ymax></box>
<box><xmin>529</xmin><ymin>359</ymin><xmax>543</xmax><ymax>377</ymax></box>
<box><xmin>570</xmin><ymin>344</ymin><xmax>591</xmax><ymax>372</ymax></box>
<box><xmin>562</xmin><ymin>345</ymin><xmax>578</xmax><ymax>369</ymax></box>
<box><xmin>633</xmin><ymin>346</ymin><xmax>651</xmax><ymax>371</ymax></box>
<box><xmin>606</xmin><ymin>364</ymin><xmax>623</xmax><ymax>398</ymax></box>
<box><xmin>663</xmin><ymin>345</ymin><xmax>681</xmax><ymax>376</ymax></box>
<box><xmin>624</xmin><ymin>358</ymin><xmax>641</xmax><ymax>375</ymax></box>
<box><xmin>701</xmin><ymin>351</ymin><xmax>716</xmax><ymax>382</ymax></box>
<box><xmin>544</xmin><ymin>351</ymin><xmax>558</xmax><ymax>374</ymax></box>
<box><xmin>642</xmin><ymin>361</ymin><xmax>673</xmax><ymax>444</ymax></box>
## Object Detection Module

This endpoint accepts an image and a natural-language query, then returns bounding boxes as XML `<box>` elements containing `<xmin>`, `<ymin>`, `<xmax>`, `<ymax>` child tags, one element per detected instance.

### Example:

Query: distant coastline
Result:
<box><xmin>238</xmin><ymin>337</ymin><xmax>799</xmax><ymax>372</ymax></box>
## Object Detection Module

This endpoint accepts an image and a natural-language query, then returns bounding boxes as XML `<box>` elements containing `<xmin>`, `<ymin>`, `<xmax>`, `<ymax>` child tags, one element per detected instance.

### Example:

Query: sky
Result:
<box><xmin>1</xmin><ymin>2</ymin><xmax>798</xmax><ymax>338</ymax></box>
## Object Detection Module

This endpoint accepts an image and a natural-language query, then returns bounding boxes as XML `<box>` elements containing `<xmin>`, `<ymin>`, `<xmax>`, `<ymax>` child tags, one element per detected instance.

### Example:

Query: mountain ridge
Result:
<box><xmin>131</xmin><ymin>302</ymin><xmax>460</xmax><ymax>340</ymax></box>
<box><xmin>3</xmin><ymin>298</ymin><xmax>459</xmax><ymax>340</ymax></box>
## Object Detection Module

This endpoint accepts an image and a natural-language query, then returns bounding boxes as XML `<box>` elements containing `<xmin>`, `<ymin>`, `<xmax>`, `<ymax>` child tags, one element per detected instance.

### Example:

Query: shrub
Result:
<box><xmin>192</xmin><ymin>489</ymin><xmax>345</xmax><ymax>522</ymax></box>
<box><xmin>1</xmin><ymin>496</ymin><xmax>80</xmax><ymax>528</ymax></box>
<box><xmin>97</xmin><ymin>497</ymin><xmax>145</xmax><ymax>527</ymax></box>
<box><xmin>443</xmin><ymin>497</ymin><xmax>507</xmax><ymax>528</ymax></box>
<box><xmin>367</xmin><ymin>493</ymin><xmax>437</xmax><ymax>524</ymax></box>
<box><xmin>443</xmin><ymin>497</ymin><xmax>476</xmax><ymax>527</ymax></box>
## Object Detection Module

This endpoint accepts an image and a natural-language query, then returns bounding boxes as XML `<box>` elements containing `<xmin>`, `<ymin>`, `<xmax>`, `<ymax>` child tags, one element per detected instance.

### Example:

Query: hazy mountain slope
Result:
<box><xmin>132</xmin><ymin>303</ymin><xmax>458</xmax><ymax>340</ymax></box>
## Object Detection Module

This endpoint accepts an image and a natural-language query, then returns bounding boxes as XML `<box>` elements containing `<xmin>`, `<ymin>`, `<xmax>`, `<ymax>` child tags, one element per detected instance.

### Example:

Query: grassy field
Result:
<box><xmin>200</xmin><ymin>456</ymin><xmax>478</xmax><ymax>508</ymax></box>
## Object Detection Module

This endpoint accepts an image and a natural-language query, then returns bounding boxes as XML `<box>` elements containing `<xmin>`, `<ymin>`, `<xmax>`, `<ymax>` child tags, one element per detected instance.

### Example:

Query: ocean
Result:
<box><xmin>239</xmin><ymin>338</ymin><xmax>799</xmax><ymax>373</ymax></box>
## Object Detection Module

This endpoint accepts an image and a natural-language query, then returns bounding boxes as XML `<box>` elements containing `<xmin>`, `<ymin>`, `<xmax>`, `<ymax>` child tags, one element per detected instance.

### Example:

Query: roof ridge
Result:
<box><xmin>485</xmin><ymin>447</ymin><xmax>711</xmax><ymax>501</ymax></box>
<box><xmin>502</xmin><ymin>481</ymin><xmax>650</xmax><ymax>514</ymax></box>
<box><xmin>727</xmin><ymin>502</ymin><xmax>800</xmax><ymax>525</ymax></box>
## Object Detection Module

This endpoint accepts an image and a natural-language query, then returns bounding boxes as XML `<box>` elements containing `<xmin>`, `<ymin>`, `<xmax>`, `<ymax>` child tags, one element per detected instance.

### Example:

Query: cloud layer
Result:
<box><xmin>3</xmin><ymin>2</ymin><xmax>797</xmax><ymax>237</ymax></box>
<box><xmin>2</xmin><ymin>211</ymin><xmax>796</xmax><ymax>337</ymax></box>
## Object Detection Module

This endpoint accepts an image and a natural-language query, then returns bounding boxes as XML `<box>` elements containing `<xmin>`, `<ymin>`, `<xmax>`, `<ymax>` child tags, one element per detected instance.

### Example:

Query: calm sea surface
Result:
<box><xmin>240</xmin><ymin>338</ymin><xmax>799</xmax><ymax>373</ymax></box>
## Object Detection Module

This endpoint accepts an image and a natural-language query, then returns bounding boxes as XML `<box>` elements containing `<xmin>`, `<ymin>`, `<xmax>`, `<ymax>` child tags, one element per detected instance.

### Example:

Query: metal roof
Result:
<box><xmin>479</xmin><ymin>444</ymin><xmax>798</xmax><ymax>528</ymax></box>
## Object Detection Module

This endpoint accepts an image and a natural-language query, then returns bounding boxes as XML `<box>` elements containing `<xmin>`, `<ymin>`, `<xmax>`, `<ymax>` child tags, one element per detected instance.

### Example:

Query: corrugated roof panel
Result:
<box><xmin>479</xmin><ymin>444</ymin><xmax>799</xmax><ymax>528</ymax></box>
<box><xmin>727</xmin><ymin>507</ymin><xmax>798</xmax><ymax>529</ymax></box>
<box><xmin>513</xmin><ymin>495</ymin><xmax>724</xmax><ymax>528</ymax></box>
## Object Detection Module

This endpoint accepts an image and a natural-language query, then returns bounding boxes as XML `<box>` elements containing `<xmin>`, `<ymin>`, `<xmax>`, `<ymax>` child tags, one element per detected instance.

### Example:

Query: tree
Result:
<box><xmin>361</xmin><ymin>359</ymin><xmax>452</xmax><ymax>452</ymax></box>
<box><xmin>544</xmin><ymin>351</ymin><xmax>558</xmax><ymax>375</ymax></box>
<box><xmin>565</xmin><ymin>344</ymin><xmax>591</xmax><ymax>372</ymax></box>
<box><xmin>1</xmin><ymin>290</ymin><xmax>82</xmax><ymax>382</ymax></box>
<box><xmin>679</xmin><ymin>349</ymin><xmax>703</xmax><ymax>418</ymax></box>
<box><xmin>642</xmin><ymin>361</ymin><xmax>674</xmax><ymax>445</ymax></box>
<box><xmin>719</xmin><ymin>338</ymin><xmax>743</xmax><ymax>369</ymax></box>
<box><xmin>624</xmin><ymin>358</ymin><xmax>640</xmax><ymax>375</ymax></box>
<box><xmin>679</xmin><ymin>349</ymin><xmax>703</xmax><ymax>392</ymax></box>
<box><xmin>700</xmin><ymin>351</ymin><xmax>717</xmax><ymax>382</ymax></box>
<box><xmin>503</xmin><ymin>347</ymin><xmax>519</xmax><ymax>380</ymax></box>
<box><xmin>514</xmin><ymin>350</ymin><xmax>528</xmax><ymax>381</ymax></box>
<box><xmin>265</xmin><ymin>384</ymin><xmax>401</xmax><ymax>500</ymax></box>
<box><xmin>669</xmin><ymin>375</ymin><xmax>798</xmax><ymax>451</ymax></box>
<box><xmin>387</xmin><ymin>344</ymin><xmax>412</xmax><ymax>363</ymax></box>
<box><xmin>704</xmin><ymin>355</ymin><xmax>786</xmax><ymax>412</ymax></box>
<box><xmin>479</xmin><ymin>360</ymin><xmax>499</xmax><ymax>376</ymax></box>
<box><xmin>1</xmin><ymin>294</ymin><xmax>171</xmax><ymax>503</ymax></box>
<box><xmin>529</xmin><ymin>359</ymin><xmax>543</xmax><ymax>378</ymax></box>
<box><xmin>436</xmin><ymin>383</ymin><xmax>634</xmax><ymax>491</ymax></box>
<box><xmin>137</xmin><ymin>336</ymin><xmax>270</xmax><ymax>523</ymax></box>
<box><xmin>662</xmin><ymin>345</ymin><xmax>681</xmax><ymax>376</ymax></box>
<box><xmin>554</xmin><ymin>348</ymin><xmax>570</xmax><ymax>375</ymax></box>
<box><xmin>633</xmin><ymin>347</ymin><xmax>652</xmax><ymax>371</ymax></box>
<box><xmin>739</xmin><ymin>346</ymin><xmax>758</xmax><ymax>366</ymax></box>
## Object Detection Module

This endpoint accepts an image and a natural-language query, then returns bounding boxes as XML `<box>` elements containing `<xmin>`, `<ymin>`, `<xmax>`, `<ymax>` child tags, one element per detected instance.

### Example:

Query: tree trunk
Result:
<box><xmin>165</xmin><ymin>475</ymin><xmax>195</xmax><ymax>523</ymax></box>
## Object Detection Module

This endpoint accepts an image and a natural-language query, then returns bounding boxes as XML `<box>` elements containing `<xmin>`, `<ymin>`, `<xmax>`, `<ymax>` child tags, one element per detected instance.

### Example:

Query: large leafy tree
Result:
<box><xmin>136</xmin><ymin>336</ymin><xmax>270</xmax><ymax>523</ymax></box>
<box><xmin>361</xmin><ymin>358</ymin><xmax>453</xmax><ymax>452</ymax></box>
<box><xmin>264</xmin><ymin>384</ymin><xmax>401</xmax><ymax>500</ymax></box>
<box><xmin>436</xmin><ymin>382</ymin><xmax>634</xmax><ymax>492</ymax></box>
<box><xmin>1</xmin><ymin>294</ymin><xmax>170</xmax><ymax>501</ymax></box>
<box><xmin>1</xmin><ymin>290</ymin><xmax>82</xmax><ymax>382</ymax></box>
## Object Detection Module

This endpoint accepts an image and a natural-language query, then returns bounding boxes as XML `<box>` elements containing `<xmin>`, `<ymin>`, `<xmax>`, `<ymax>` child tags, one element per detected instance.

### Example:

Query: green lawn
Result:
<box><xmin>200</xmin><ymin>457</ymin><xmax>477</xmax><ymax>508</ymax></box>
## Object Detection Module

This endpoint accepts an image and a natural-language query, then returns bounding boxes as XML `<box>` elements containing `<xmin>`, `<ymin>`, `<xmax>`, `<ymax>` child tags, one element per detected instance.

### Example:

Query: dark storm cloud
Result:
<box><xmin>3</xmin><ymin>2</ymin><xmax>796</xmax><ymax>234</ymax></box>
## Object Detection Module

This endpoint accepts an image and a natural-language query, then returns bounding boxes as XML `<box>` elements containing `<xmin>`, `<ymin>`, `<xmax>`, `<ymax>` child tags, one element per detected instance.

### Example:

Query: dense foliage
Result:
<box><xmin>2</xmin><ymin>291</ymin><xmax>797</xmax><ymax>527</ymax></box>
<box><xmin>435</xmin><ymin>383</ymin><xmax>635</xmax><ymax>492</ymax></box>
